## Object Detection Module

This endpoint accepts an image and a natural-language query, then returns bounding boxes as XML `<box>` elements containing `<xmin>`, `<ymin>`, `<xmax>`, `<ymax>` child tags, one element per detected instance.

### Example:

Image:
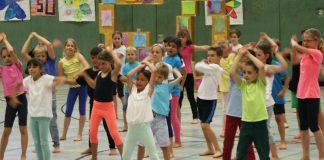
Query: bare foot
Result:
<box><xmin>199</xmin><ymin>150</ymin><xmax>214</xmax><ymax>156</ymax></box>
<box><xmin>294</xmin><ymin>134</ymin><xmax>301</xmax><ymax>139</ymax></box>
<box><xmin>213</xmin><ymin>150</ymin><xmax>222</xmax><ymax>158</ymax></box>
<box><xmin>170</xmin><ymin>152</ymin><xmax>174</xmax><ymax>158</ymax></box>
<box><xmin>279</xmin><ymin>142</ymin><xmax>287</xmax><ymax>150</ymax></box>
<box><xmin>172</xmin><ymin>142</ymin><xmax>182</xmax><ymax>148</ymax></box>
<box><xmin>59</xmin><ymin>136</ymin><xmax>66</xmax><ymax>141</ymax></box>
<box><xmin>74</xmin><ymin>135</ymin><xmax>82</xmax><ymax>141</ymax></box>
<box><xmin>119</xmin><ymin>128</ymin><xmax>128</xmax><ymax>132</ymax></box>
<box><xmin>299</xmin><ymin>157</ymin><xmax>310</xmax><ymax>160</ymax></box>
<box><xmin>108</xmin><ymin>149</ymin><xmax>117</xmax><ymax>156</ymax></box>
<box><xmin>284</xmin><ymin>123</ymin><xmax>289</xmax><ymax>128</ymax></box>
<box><xmin>81</xmin><ymin>148</ymin><xmax>92</xmax><ymax>154</ymax></box>
<box><xmin>271</xmin><ymin>156</ymin><xmax>280</xmax><ymax>160</ymax></box>
<box><xmin>220</xmin><ymin>131</ymin><xmax>225</xmax><ymax>138</ymax></box>
<box><xmin>52</xmin><ymin>147</ymin><xmax>61</xmax><ymax>153</ymax></box>
<box><xmin>20</xmin><ymin>155</ymin><xmax>26</xmax><ymax>160</ymax></box>
<box><xmin>191</xmin><ymin>119</ymin><xmax>199</xmax><ymax>124</ymax></box>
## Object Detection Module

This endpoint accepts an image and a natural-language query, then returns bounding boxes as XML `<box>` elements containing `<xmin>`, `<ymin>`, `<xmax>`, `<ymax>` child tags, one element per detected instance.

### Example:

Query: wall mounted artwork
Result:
<box><xmin>31</xmin><ymin>0</ymin><xmax>56</xmax><ymax>16</ymax></box>
<box><xmin>0</xmin><ymin>0</ymin><xmax>30</xmax><ymax>21</ymax></box>
<box><xmin>59</xmin><ymin>0</ymin><xmax>95</xmax><ymax>22</ymax></box>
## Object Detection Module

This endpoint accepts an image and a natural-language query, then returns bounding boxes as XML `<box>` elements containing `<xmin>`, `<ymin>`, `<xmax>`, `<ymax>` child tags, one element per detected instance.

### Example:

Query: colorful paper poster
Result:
<box><xmin>122</xmin><ymin>33</ymin><xmax>129</xmax><ymax>45</ymax></box>
<box><xmin>179</xmin><ymin>16</ymin><xmax>189</xmax><ymax>30</ymax></box>
<box><xmin>134</xmin><ymin>34</ymin><xmax>147</xmax><ymax>47</ymax></box>
<box><xmin>207</xmin><ymin>0</ymin><xmax>222</xmax><ymax>15</ymax></box>
<box><xmin>137</xmin><ymin>48</ymin><xmax>150</xmax><ymax>61</ymax></box>
<box><xmin>59</xmin><ymin>0</ymin><xmax>95</xmax><ymax>22</ymax></box>
<box><xmin>103</xmin><ymin>0</ymin><xmax>116</xmax><ymax>4</ymax></box>
<box><xmin>0</xmin><ymin>0</ymin><xmax>30</xmax><ymax>21</ymax></box>
<box><xmin>181</xmin><ymin>1</ymin><xmax>196</xmax><ymax>15</ymax></box>
<box><xmin>101</xmin><ymin>10</ymin><xmax>112</xmax><ymax>26</ymax></box>
<box><xmin>213</xmin><ymin>15</ymin><xmax>226</xmax><ymax>33</ymax></box>
<box><xmin>226</xmin><ymin>0</ymin><xmax>243</xmax><ymax>25</ymax></box>
<box><xmin>31</xmin><ymin>0</ymin><xmax>56</xmax><ymax>16</ymax></box>
<box><xmin>205</xmin><ymin>0</ymin><xmax>243</xmax><ymax>25</ymax></box>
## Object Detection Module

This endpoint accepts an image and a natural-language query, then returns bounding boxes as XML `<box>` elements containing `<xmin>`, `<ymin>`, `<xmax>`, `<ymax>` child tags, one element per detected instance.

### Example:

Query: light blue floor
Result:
<box><xmin>0</xmin><ymin>86</ymin><xmax>322</xmax><ymax>160</ymax></box>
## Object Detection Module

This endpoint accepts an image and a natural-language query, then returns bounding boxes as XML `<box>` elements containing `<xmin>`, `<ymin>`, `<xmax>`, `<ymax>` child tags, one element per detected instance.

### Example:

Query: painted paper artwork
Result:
<box><xmin>103</xmin><ymin>0</ymin><xmax>116</xmax><ymax>4</ymax></box>
<box><xmin>137</xmin><ymin>48</ymin><xmax>150</xmax><ymax>62</ymax></box>
<box><xmin>225</xmin><ymin>0</ymin><xmax>243</xmax><ymax>25</ymax></box>
<box><xmin>205</xmin><ymin>0</ymin><xmax>244</xmax><ymax>25</ymax></box>
<box><xmin>0</xmin><ymin>0</ymin><xmax>30</xmax><ymax>21</ymax></box>
<box><xmin>59</xmin><ymin>0</ymin><xmax>95</xmax><ymax>22</ymax></box>
<box><xmin>213</xmin><ymin>15</ymin><xmax>225</xmax><ymax>33</ymax></box>
<box><xmin>179</xmin><ymin>16</ymin><xmax>189</xmax><ymax>30</ymax></box>
<box><xmin>101</xmin><ymin>10</ymin><xmax>112</xmax><ymax>26</ymax></box>
<box><xmin>134</xmin><ymin>34</ymin><xmax>146</xmax><ymax>47</ymax></box>
<box><xmin>31</xmin><ymin>0</ymin><xmax>56</xmax><ymax>16</ymax></box>
<box><xmin>122</xmin><ymin>33</ymin><xmax>129</xmax><ymax>45</ymax></box>
<box><xmin>207</xmin><ymin>0</ymin><xmax>222</xmax><ymax>15</ymax></box>
<box><xmin>181</xmin><ymin>1</ymin><xmax>196</xmax><ymax>15</ymax></box>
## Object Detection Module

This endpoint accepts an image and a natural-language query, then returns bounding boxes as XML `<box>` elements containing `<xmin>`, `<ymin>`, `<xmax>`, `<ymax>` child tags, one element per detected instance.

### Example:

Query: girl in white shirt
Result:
<box><xmin>13</xmin><ymin>58</ymin><xmax>64</xmax><ymax>160</ymax></box>
<box><xmin>122</xmin><ymin>59</ymin><xmax>159</xmax><ymax>160</ymax></box>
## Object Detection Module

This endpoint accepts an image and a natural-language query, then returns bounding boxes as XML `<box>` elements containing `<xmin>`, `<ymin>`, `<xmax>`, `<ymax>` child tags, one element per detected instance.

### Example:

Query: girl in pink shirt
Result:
<box><xmin>0</xmin><ymin>33</ymin><xmax>28</xmax><ymax>160</ymax></box>
<box><xmin>291</xmin><ymin>28</ymin><xmax>324</xmax><ymax>160</ymax></box>
<box><xmin>177</xmin><ymin>29</ymin><xmax>210</xmax><ymax>124</ymax></box>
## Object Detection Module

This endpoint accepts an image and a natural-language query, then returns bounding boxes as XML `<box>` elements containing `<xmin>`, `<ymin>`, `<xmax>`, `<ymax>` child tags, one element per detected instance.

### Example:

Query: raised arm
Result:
<box><xmin>170</xmin><ymin>68</ymin><xmax>183</xmax><ymax>87</ymax></box>
<box><xmin>259</xmin><ymin>32</ymin><xmax>279</xmax><ymax>53</ymax></box>
<box><xmin>266</xmin><ymin>52</ymin><xmax>288</xmax><ymax>75</ymax></box>
<box><xmin>1</xmin><ymin>33</ymin><xmax>18</xmax><ymax>64</ymax></box>
<box><xmin>194</xmin><ymin>45</ymin><xmax>210</xmax><ymax>52</ymax></box>
<box><xmin>291</xmin><ymin>35</ymin><xmax>313</xmax><ymax>55</ymax></box>
<box><xmin>127</xmin><ymin>63</ymin><xmax>145</xmax><ymax>94</ymax></box>
<box><xmin>230</xmin><ymin>50</ymin><xmax>244</xmax><ymax>86</ymax></box>
<box><xmin>142</xmin><ymin>60</ymin><xmax>156</xmax><ymax>97</ymax></box>
<box><xmin>109</xmin><ymin>48</ymin><xmax>122</xmax><ymax>82</ymax></box>
<box><xmin>32</xmin><ymin>32</ymin><xmax>55</xmax><ymax>60</ymax></box>
<box><xmin>247</xmin><ymin>50</ymin><xmax>266</xmax><ymax>80</ymax></box>
<box><xmin>21</xmin><ymin>33</ymin><xmax>33</xmax><ymax>62</ymax></box>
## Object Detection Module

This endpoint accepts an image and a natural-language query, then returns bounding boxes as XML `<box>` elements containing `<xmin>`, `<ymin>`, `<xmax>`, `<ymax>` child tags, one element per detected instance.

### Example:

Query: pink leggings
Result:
<box><xmin>90</xmin><ymin>101</ymin><xmax>123</xmax><ymax>145</ymax></box>
<box><xmin>171</xmin><ymin>96</ymin><xmax>181</xmax><ymax>142</ymax></box>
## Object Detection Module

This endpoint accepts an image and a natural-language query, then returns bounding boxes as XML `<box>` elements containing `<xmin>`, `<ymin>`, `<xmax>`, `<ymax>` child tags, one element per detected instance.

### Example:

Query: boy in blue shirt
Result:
<box><xmin>137</xmin><ymin>62</ymin><xmax>182</xmax><ymax>160</ymax></box>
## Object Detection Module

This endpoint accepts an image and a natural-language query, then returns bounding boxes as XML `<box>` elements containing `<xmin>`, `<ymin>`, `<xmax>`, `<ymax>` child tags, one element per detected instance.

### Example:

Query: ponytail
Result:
<box><xmin>319</xmin><ymin>38</ymin><xmax>324</xmax><ymax>53</ymax></box>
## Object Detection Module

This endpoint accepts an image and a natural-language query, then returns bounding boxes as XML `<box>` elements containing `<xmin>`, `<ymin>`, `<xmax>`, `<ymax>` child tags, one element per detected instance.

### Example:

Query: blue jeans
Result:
<box><xmin>49</xmin><ymin>95</ymin><xmax>59</xmax><ymax>147</ymax></box>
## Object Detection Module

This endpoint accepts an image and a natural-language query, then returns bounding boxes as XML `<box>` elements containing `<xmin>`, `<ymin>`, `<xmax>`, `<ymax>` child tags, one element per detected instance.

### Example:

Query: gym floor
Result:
<box><xmin>0</xmin><ymin>85</ymin><xmax>321</xmax><ymax>160</ymax></box>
